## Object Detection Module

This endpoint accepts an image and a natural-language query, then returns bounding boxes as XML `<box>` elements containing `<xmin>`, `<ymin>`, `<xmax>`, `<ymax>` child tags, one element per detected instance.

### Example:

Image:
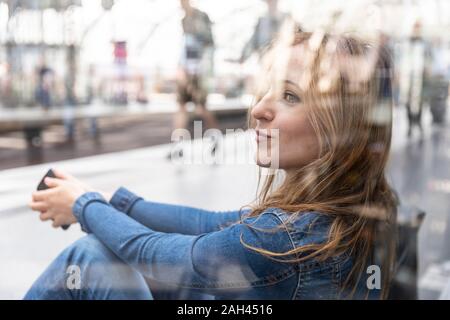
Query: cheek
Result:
<box><xmin>279</xmin><ymin>114</ymin><xmax>319</xmax><ymax>167</ymax></box>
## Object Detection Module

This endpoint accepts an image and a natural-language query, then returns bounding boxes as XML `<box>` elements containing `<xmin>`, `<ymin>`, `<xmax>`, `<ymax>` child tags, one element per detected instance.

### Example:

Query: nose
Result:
<box><xmin>251</xmin><ymin>92</ymin><xmax>275</xmax><ymax>124</ymax></box>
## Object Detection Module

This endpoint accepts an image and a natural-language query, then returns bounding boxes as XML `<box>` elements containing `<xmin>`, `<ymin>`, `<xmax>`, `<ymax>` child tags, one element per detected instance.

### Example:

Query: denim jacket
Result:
<box><xmin>73</xmin><ymin>187</ymin><xmax>378</xmax><ymax>300</ymax></box>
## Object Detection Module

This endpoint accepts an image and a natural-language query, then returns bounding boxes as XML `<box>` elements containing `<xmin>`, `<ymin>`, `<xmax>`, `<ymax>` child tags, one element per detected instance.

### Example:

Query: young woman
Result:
<box><xmin>25</xmin><ymin>30</ymin><xmax>397</xmax><ymax>300</ymax></box>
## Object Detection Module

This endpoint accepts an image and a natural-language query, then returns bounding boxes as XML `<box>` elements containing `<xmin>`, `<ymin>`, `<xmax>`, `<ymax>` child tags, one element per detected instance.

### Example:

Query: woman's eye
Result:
<box><xmin>283</xmin><ymin>91</ymin><xmax>301</xmax><ymax>104</ymax></box>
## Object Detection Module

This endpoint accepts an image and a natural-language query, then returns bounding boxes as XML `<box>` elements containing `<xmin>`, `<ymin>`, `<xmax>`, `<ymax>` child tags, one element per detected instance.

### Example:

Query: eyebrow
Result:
<box><xmin>284</xmin><ymin>79</ymin><xmax>300</xmax><ymax>89</ymax></box>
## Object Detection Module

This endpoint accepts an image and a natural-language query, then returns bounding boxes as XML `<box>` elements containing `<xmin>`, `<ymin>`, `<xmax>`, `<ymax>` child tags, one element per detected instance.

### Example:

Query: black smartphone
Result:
<box><xmin>37</xmin><ymin>169</ymin><xmax>70</xmax><ymax>230</ymax></box>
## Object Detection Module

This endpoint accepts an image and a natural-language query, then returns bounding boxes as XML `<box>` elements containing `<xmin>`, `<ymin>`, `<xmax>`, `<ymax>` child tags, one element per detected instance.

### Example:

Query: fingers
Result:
<box><xmin>31</xmin><ymin>189</ymin><xmax>56</xmax><ymax>202</ymax></box>
<box><xmin>32</xmin><ymin>188</ymin><xmax>54</xmax><ymax>202</ymax></box>
<box><xmin>53</xmin><ymin>168</ymin><xmax>73</xmax><ymax>180</ymax></box>
<box><xmin>44</xmin><ymin>177</ymin><xmax>63</xmax><ymax>188</ymax></box>
<box><xmin>32</xmin><ymin>178</ymin><xmax>62</xmax><ymax>199</ymax></box>
<box><xmin>52</xmin><ymin>217</ymin><xmax>68</xmax><ymax>229</ymax></box>
<box><xmin>29</xmin><ymin>201</ymin><xmax>48</xmax><ymax>212</ymax></box>
<box><xmin>32</xmin><ymin>178</ymin><xmax>62</xmax><ymax>201</ymax></box>
<box><xmin>52</xmin><ymin>219</ymin><xmax>60</xmax><ymax>228</ymax></box>
<box><xmin>38</xmin><ymin>211</ymin><xmax>70</xmax><ymax>228</ymax></box>
<box><xmin>39</xmin><ymin>212</ymin><xmax>52</xmax><ymax>222</ymax></box>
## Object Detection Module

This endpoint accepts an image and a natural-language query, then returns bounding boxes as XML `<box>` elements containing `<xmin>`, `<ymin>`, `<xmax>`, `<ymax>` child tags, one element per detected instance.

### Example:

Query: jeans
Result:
<box><xmin>24</xmin><ymin>235</ymin><xmax>212</xmax><ymax>300</ymax></box>
<box><xmin>24</xmin><ymin>235</ymin><xmax>153</xmax><ymax>300</ymax></box>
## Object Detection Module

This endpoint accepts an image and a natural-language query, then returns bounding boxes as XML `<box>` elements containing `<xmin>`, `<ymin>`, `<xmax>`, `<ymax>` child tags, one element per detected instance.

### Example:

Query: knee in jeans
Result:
<box><xmin>64</xmin><ymin>235</ymin><xmax>151</xmax><ymax>297</ymax></box>
<box><xmin>66</xmin><ymin>234</ymin><xmax>118</xmax><ymax>266</ymax></box>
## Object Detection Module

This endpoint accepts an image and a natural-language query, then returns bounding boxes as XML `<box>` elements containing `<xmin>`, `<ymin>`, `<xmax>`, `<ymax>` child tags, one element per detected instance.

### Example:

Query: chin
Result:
<box><xmin>256</xmin><ymin>161</ymin><xmax>271</xmax><ymax>168</ymax></box>
<box><xmin>255</xmin><ymin>154</ymin><xmax>280</xmax><ymax>169</ymax></box>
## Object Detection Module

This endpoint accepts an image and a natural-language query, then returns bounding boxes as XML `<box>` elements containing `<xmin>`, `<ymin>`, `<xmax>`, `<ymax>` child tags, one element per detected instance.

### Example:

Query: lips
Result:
<box><xmin>255</xmin><ymin>129</ymin><xmax>272</xmax><ymax>143</ymax></box>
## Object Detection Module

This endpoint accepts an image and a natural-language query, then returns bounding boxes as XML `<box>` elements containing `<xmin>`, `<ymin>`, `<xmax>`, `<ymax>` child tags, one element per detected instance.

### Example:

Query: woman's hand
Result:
<box><xmin>28</xmin><ymin>169</ymin><xmax>110</xmax><ymax>228</ymax></box>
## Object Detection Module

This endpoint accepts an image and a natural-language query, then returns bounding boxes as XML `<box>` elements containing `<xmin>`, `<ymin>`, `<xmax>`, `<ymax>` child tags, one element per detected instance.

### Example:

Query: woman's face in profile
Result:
<box><xmin>251</xmin><ymin>44</ymin><xmax>320</xmax><ymax>171</ymax></box>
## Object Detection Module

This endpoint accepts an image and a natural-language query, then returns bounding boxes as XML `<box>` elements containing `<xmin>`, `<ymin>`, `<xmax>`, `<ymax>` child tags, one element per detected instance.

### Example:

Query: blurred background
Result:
<box><xmin>0</xmin><ymin>0</ymin><xmax>450</xmax><ymax>299</ymax></box>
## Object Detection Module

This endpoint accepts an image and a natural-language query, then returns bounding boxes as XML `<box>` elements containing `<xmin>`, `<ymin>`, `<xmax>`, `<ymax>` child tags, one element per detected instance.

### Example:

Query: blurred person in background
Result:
<box><xmin>398</xmin><ymin>21</ymin><xmax>432</xmax><ymax>139</ymax></box>
<box><xmin>239</xmin><ymin>0</ymin><xmax>289</xmax><ymax>63</ymax></box>
<box><xmin>64</xmin><ymin>45</ymin><xmax>79</xmax><ymax>143</ymax></box>
<box><xmin>35</xmin><ymin>58</ymin><xmax>54</xmax><ymax>110</ymax></box>
<box><xmin>136</xmin><ymin>74</ymin><xmax>149</xmax><ymax>105</ymax></box>
<box><xmin>0</xmin><ymin>63</ymin><xmax>14</xmax><ymax>108</ymax></box>
<box><xmin>25</xmin><ymin>29</ymin><xmax>398</xmax><ymax>300</ymax></box>
<box><xmin>427</xmin><ymin>37</ymin><xmax>449</xmax><ymax>124</ymax></box>
<box><xmin>228</xmin><ymin>0</ymin><xmax>290</xmax><ymax>98</ymax></box>
<box><xmin>169</xmin><ymin>0</ymin><xmax>219</xmax><ymax>160</ymax></box>
<box><xmin>112</xmin><ymin>41</ymin><xmax>129</xmax><ymax>106</ymax></box>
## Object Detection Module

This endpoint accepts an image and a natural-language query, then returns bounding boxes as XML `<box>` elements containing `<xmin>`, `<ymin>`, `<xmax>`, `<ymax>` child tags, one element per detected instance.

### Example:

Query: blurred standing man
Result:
<box><xmin>170</xmin><ymin>0</ymin><xmax>218</xmax><ymax>160</ymax></box>
<box><xmin>35</xmin><ymin>59</ymin><xmax>54</xmax><ymax>110</ymax></box>
<box><xmin>427</xmin><ymin>37</ymin><xmax>449</xmax><ymax>124</ymax></box>
<box><xmin>399</xmin><ymin>21</ymin><xmax>431</xmax><ymax>139</ymax></box>
<box><xmin>233</xmin><ymin>0</ymin><xmax>289</xmax><ymax>98</ymax></box>
<box><xmin>239</xmin><ymin>0</ymin><xmax>288</xmax><ymax>63</ymax></box>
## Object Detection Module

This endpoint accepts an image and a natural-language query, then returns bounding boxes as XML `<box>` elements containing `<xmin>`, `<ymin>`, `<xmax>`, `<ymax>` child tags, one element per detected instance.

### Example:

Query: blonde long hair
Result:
<box><xmin>243</xmin><ymin>30</ymin><xmax>398</xmax><ymax>299</ymax></box>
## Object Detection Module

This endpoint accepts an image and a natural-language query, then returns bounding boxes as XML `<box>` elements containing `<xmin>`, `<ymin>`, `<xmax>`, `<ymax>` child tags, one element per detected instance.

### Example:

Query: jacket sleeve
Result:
<box><xmin>109</xmin><ymin>187</ymin><xmax>247</xmax><ymax>235</ymax></box>
<box><xmin>73</xmin><ymin>192</ymin><xmax>297</xmax><ymax>297</ymax></box>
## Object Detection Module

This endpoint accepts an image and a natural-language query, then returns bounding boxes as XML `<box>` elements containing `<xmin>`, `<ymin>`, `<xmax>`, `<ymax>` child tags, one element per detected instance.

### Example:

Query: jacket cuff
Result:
<box><xmin>73</xmin><ymin>192</ymin><xmax>108</xmax><ymax>233</ymax></box>
<box><xmin>109</xmin><ymin>187</ymin><xmax>143</xmax><ymax>215</ymax></box>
